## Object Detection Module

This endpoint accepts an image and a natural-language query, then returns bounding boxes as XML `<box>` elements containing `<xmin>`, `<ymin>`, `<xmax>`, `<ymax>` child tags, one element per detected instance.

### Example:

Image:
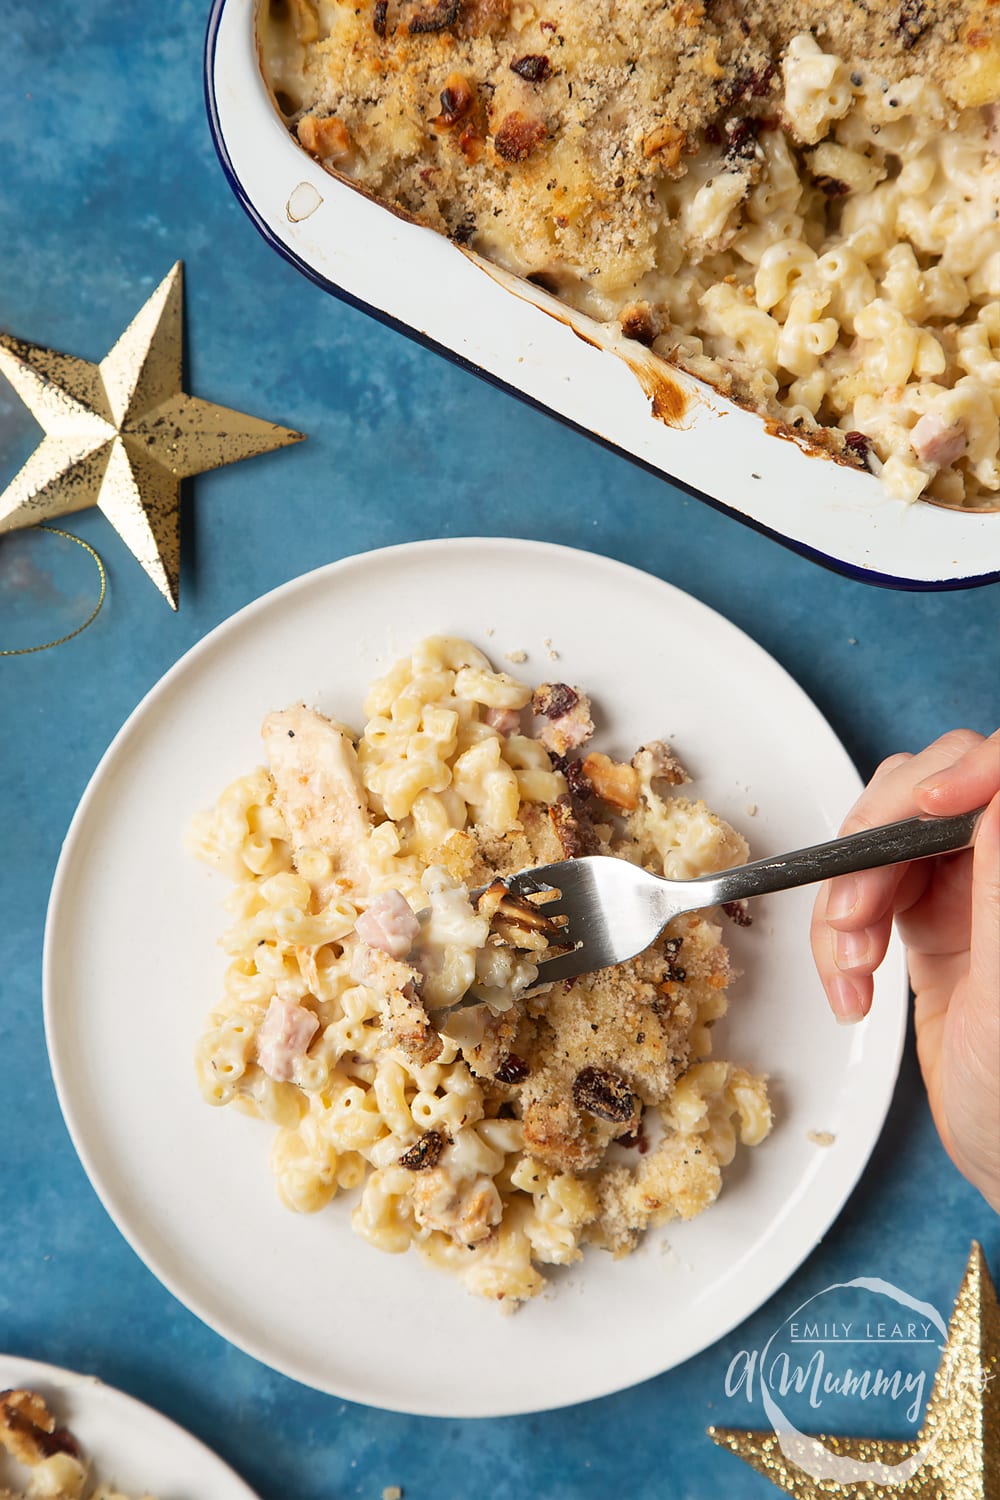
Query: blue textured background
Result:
<box><xmin>0</xmin><ymin>3</ymin><xmax>997</xmax><ymax>1496</ymax></box>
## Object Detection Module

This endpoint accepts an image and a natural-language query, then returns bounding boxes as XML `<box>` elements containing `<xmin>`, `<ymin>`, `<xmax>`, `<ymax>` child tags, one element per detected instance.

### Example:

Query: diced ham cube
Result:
<box><xmin>484</xmin><ymin>705</ymin><xmax>521</xmax><ymax>736</ymax></box>
<box><xmin>356</xmin><ymin>888</ymin><xmax>421</xmax><ymax>959</ymax></box>
<box><xmin>256</xmin><ymin>997</ymin><xmax>319</xmax><ymax>1082</ymax></box>
<box><xmin>910</xmin><ymin>412</ymin><xmax>967</xmax><ymax>470</ymax></box>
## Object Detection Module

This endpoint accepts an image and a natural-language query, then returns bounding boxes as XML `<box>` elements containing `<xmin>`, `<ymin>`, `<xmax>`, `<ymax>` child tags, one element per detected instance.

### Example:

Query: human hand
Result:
<box><xmin>811</xmin><ymin>729</ymin><xmax>1000</xmax><ymax>1212</ymax></box>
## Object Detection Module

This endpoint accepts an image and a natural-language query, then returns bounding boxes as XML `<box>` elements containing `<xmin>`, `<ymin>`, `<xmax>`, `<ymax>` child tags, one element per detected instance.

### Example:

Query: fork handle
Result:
<box><xmin>698</xmin><ymin>807</ymin><xmax>985</xmax><ymax>909</ymax></box>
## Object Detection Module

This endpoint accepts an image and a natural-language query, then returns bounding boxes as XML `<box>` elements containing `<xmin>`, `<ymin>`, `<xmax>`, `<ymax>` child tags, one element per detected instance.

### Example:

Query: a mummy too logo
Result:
<box><xmin>723</xmin><ymin>1276</ymin><xmax>952</xmax><ymax>1485</ymax></box>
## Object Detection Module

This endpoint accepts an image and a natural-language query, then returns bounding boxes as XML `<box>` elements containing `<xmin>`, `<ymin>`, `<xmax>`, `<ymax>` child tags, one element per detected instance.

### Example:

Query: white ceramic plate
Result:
<box><xmin>0</xmin><ymin>1356</ymin><xmax>258</xmax><ymax>1497</ymax></box>
<box><xmin>45</xmin><ymin>539</ymin><xmax>907</xmax><ymax>1417</ymax></box>
<box><xmin>204</xmin><ymin>0</ymin><xmax>999</xmax><ymax>591</ymax></box>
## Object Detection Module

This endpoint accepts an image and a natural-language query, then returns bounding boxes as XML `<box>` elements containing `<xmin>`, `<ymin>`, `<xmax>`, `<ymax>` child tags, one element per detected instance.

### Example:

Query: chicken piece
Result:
<box><xmin>262</xmin><ymin>706</ymin><xmax>373</xmax><ymax>898</ymax></box>
<box><xmin>411</xmin><ymin>1168</ymin><xmax>503</xmax><ymax>1245</ymax></box>
<box><xmin>910</xmin><ymin>412</ymin><xmax>967</xmax><ymax>469</ymax></box>
<box><xmin>256</xmin><ymin>996</ymin><xmax>320</xmax><ymax>1082</ymax></box>
<box><xmin>356</xmin><ymin>889</ymin><xmax>421</xmax><ymax>959</ymax></box>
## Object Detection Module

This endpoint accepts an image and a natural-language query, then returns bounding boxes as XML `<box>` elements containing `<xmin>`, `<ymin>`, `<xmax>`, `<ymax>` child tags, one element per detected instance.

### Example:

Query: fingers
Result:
<box><xmin>823</xmin><ymin>732</ymin><xmax>985</xmax><ymax>931</ymax></box>
<box><xmin>810</xmin><ymin>897</ymin><xmax>896</xmax><ymax>1024</ymax></box>
<box><xmin>812</xmin><ymin>729</ymin><xmax>991</xmax><ymax>1026</ymax></box>
<box><xmin>915</xmin><ymin>729</ymin><xmax>1000</xmax><ymax>816</ymax></box>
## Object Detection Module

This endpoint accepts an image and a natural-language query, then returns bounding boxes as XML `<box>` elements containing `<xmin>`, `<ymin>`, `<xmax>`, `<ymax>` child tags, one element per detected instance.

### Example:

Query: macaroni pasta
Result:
<box><xmin>190</xmin><ymin>638</ymin><xmax>771</xmax><ymax>1302</ymax></box>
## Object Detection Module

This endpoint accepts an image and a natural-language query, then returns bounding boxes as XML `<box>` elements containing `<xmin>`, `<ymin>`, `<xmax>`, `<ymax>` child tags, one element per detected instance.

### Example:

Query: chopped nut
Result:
<box><xmin>408</xmin><ymin>0</ymin><xmax>460</xmax><ymax>32</ymax></box>
<box><xmin>432</xmin><ymin>71</ymin><xmax>475</xmax><ymax>128</ymax></box>
<box><xmin>619</xmin><ymin>302</ymin><xmax>659</xmax><ymax>346</ymax></box>
<box><xmin>572</xmin><ymin>1065</ymin><xmax>637</xmax><ymax>1122</ymax></box>
<box><xmin>643</xmin><ymin>122</ymin><xmax>685</xmax><ymax>168</ymax></box>
<box><xmin>297</xmin><ymin>115</ymin><xmax>353</xmax><ymax>163</ymax></box>
<box><xmin>491</xmin><ymin>887</ymin><xmax>567</xmax><ymax>950</ymax></box>
<box><xmin>494</xmin><ymin>111</ymin><xmax>547</xmax><ymax>162</ymax></box>
<box><xmin>580</xmin><ymin>752</ymin><xmax>640</xmax><ymax>810</ymax></box>
<box><xmin>0</xmin><ymin>1389</ymin><xmax>82</xmax><ymax>1466</ymax></box>
<box><xmin>399</xmin><ymin>1130</ymin><xmax>447</xmax><ymax>1169</ymax></box>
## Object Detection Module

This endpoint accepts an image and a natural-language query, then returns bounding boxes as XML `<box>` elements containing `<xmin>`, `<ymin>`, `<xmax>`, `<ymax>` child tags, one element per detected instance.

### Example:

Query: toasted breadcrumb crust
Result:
<box><xmin>261</xmin><ymin>0</ymin><xmax>985</xmax><ymax>293</ymax></box>
<box><xmin>260</xmin><ymin>0</ymin><xmax>999</xmax><ymax>506</ymax></box>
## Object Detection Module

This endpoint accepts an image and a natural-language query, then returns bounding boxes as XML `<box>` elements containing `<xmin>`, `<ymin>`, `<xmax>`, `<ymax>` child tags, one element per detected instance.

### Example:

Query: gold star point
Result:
<box><xmin>708</xmin><ymin>1243</ymin><xmax>1000</xmax><ymax>1499</ymax></box>
<box><xmin>0</xmin><ymin>263</ymin><xmax>305</xmax><ymax>608</ymax></box>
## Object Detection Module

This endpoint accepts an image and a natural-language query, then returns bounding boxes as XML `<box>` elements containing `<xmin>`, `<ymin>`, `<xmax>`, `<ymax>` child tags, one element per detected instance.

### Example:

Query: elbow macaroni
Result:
<box><xmin>190</xmin><ymin>639</ymin><xmax>771</xmax><ymax>1302</ymax></box>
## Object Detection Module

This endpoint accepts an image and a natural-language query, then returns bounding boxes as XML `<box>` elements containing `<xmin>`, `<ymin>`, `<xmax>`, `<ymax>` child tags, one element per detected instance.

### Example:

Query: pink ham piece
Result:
<box><xmin>257</xmin><ymin>997</ymin><xmax>320</xmax><ymax>1082</ymax></box>
<box><xmin>484</xmin><ymin>706</ymin><xmax>521</xmax><ymax>736</ymax></box>
<box><xmin>356</xmin><ymin>888</ymin><xmax>421</xmax><ymax>959</ymax></box>
<box><xmin>910</xmin><ymin>412</ymin><xmax>967</xmax><ymax>470</ymax></box>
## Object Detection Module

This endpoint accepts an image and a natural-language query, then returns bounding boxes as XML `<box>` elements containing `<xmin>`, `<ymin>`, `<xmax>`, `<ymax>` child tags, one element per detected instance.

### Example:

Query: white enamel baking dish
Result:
<box><xmin>205</xmin><ymin>0</ymin><xmax>1000</xmax><ymax>589</ymax></box>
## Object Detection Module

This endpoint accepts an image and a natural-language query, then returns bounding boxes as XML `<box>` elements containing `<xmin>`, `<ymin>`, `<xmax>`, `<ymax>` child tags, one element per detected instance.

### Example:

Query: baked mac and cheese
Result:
<box><xmin>189</xmin><ymin>637</ymin><xmax>770</xmax><ymax>1302</ymax></box>
<box><xmin>260</xmin><ymin>0</ymin><xmax>999</xmax><ymax>510</ymax></box>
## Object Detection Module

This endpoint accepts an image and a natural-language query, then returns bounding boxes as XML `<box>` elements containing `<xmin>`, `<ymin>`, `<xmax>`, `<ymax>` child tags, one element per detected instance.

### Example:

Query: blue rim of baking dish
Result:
<box><xmin>203</xmin><ymin>0</ymin><xmax>1000</xmax><ymax>593</ymax></box>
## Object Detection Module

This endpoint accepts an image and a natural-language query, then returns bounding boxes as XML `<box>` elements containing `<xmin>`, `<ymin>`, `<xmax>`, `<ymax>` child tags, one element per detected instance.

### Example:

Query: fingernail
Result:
<box><xmin>835</xmin><ymin>928</ymin><xmax>871</xmax><ymax>971</ymax></box>
<box><xmin>826</xmin><ymin>876</ymin><xmax>859</xmax><ymax>922</ymax></box>
<box><xmin>915</xmin><ymin>770</ymin><xmax>946</xmax><ymax>794</ymax></box>
<box><xmin>829</xmin><ymin>974</ymin><xmax>864</xmax><ymax>1025</ymax></box>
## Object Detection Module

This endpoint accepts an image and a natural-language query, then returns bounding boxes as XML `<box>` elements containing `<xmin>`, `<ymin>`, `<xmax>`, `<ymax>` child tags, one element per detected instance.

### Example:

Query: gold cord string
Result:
<box><xmin>1</xmin><ymin>525</ymin><xmax>107</xmax><ymax>656</ymax></box>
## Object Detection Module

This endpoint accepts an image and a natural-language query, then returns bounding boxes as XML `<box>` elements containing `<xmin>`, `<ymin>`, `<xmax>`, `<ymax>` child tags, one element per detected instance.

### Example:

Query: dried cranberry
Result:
<box><xmin>722</xmin><ymin>899</ymin><xmax>752</xmax><ymax>928</ymax></box>
<box><xmin>573</xmin><ymin>1066</ymin><xmax>636</xmax><ymax>1123</ymax></box>
<box><xmin>510</xmin><ymin>54</ymin><xmax>552</xmax><ymax>83</ymax></box>
<box><xmin>495</xmin><ymin>1054</ymin><xmax>530</xmax><ymax>1084</ymax></box>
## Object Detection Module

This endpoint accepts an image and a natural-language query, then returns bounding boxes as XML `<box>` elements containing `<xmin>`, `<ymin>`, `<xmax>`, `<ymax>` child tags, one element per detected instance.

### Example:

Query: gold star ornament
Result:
<box><xmin>709</xmin><ymin>1242</ymin><xmax>999</xmax><ymax>1498</ymax></box>
<box><xmin>0</xmin><ymin>263</ymin><xmax>304</xmax><ymax>608</ymax></box>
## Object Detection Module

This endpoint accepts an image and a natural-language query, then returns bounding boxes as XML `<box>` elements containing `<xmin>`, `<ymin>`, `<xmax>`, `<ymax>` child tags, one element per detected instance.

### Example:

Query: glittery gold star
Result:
<box><xmin>709</xmin><ymin>1242</ymin><xmax>999</xmax><ymax>1498</ymax></box>
<box><xmin>0</xmin><ymin>263</ymin><xmax>304</xmax><ymax>608</ymax></box>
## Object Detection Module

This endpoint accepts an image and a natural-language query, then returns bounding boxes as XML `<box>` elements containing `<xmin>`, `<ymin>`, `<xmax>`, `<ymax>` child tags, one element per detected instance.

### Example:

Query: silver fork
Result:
<box><xmin>497</xmin><ymin>807</ymin><xmax>985</xmax><ymax>988</ymax></box>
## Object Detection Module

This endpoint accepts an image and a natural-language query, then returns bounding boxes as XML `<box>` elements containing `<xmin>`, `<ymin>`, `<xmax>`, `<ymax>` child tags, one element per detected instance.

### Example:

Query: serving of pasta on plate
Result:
<box><xmin>189</xmin><ymin>635</ymin><xmax>771</xmax><ymax>1302</ymax></box>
